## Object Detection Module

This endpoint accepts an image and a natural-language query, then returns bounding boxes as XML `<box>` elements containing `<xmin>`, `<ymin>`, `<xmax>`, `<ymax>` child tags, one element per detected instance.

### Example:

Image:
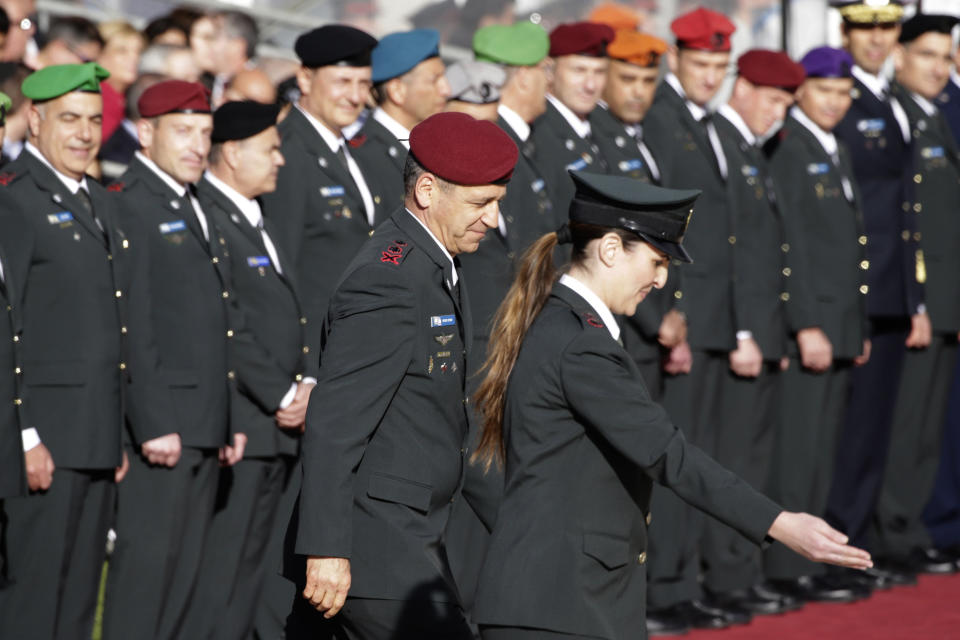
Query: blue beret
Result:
<box><xmin>372</xmin><ymin>29</ymin><xmax>441</xmax><ymax>84</ymax></box>
<box><xmin>800</xmin><ymin>46</ymin><xmax>854</xmax><ymax>79</ymax></box>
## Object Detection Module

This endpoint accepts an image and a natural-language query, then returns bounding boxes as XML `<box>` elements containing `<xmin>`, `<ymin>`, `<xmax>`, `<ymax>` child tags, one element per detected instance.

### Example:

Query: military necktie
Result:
<box><xmin>700</xmin><ymin>113</ymin><xmax>729</xmax><ymax>180</ymax></box>
<box><xmin>335</xmin><ymin>144</ymin><xmax>350</xmax><ymax>172</ymax></box>
<box><xmin>76</xmin><ymin>186</ymin><xmax>108</xmax><ymax>241</ymax></box>
<box><xmin>256</xmin><ymin>218</ymin><xmax>283</xmax><ymax>275</ymax></box>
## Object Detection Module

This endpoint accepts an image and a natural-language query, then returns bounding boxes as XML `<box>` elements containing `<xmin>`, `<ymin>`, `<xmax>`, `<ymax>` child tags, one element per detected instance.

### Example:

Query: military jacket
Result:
<box><xmin>936</xmin><ymin>78</ymin><xmax>960</xmax><ymax>152</ymax></box>
<box><xmin>769</xmin><ymin>115</ymin><xmax>869</xmax><ymax>360</ymax></box>
<box><xmin>0</xmin><ymin>151</ymin><xmax>124</xmax><ymax>470</ymax></box>
<box><xmin>291</xmin><ymin>209</ymin><xmax>473</xmax><ymax>603</ymax></box>
<box><xmin>834</xmin><ymin>78</ymin><xmax>923</xmax><ymax>318</ymax></box>
<box><xmin>472</xmin><ymin>285</ymin><xmax>781</xmax><ymax>639</ymax></box>
<box><xmin>530</xmin><ymin>99</ymin><xmax>606</xmax><ymax>217</ymax></box>
<box><xmin>895</xmin><ymin>86</ymin><xmax>960</xmax><ymax>334</ymax></box>
<box><xmin>715</xmin><ymin>111</ymin><xmax>789</xmax><ymax>360</ymax></box>
<box><xmin>0</xmin><ymin>243</ymin><xmax>26</xmax><ymax>497</ymax></box>
<box><xmin>196</xmin><ymin>176</ymin><xmax>314</xmax><ymax>458</ymax></box>
<box><xmin>643</xmin><ymin>82</ymin><xmax>736</xmax><ymax>351</ymax></box>
<box><xmin>348</xmin><ymin>113</ymin><xmax>407</xmax><ymax>214</ymax></box>
<box><xmin>261</xmin><ymin>107</ymin><xmax>389</xmax><ymax>361</ymax></box>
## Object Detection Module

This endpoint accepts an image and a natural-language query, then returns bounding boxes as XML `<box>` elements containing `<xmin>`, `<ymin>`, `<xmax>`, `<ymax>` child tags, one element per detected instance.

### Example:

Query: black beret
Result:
<box><xmin>899</xmin><ymin>14</ymin><xmax>959</xmax><ymax>44</ymax></box>
<box><xmin>212</xmin><ymin>100</ymin><xmax>280</xmax><ymax>143</ymax></box>
<box><xmin>295</xmin><ymin>25</ymin><xmax>377</xmax><ymax>68</ymax></box>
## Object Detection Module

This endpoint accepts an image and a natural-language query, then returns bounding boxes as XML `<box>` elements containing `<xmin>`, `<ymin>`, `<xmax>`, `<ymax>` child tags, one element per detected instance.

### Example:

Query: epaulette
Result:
<box><xmin>347</xmin><ymin>133</ymin><xmax>367</xmax><ymax>149</ymax></box>
<box><xmin>0</xmin><ymin>171</ymin><xmax>18</xmax><ymax>186</ymax></box>
<box><xmin>106</xmin><ymin>181</ymin><xmax>125</xmax><ymax>192</ymax></box>
<box><xmin>379</xmin><ymin>238</ymin><xmax>412</xmax><ymax>266</ymax></box>
<box><xmin>581</xmin><ymin>311</ymin><xmax>605</xmax><ymax>329</ymax></box>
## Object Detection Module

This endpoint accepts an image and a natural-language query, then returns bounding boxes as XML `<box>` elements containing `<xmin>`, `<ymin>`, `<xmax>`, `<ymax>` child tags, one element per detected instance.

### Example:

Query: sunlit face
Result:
<box><xmin>796</xmin><ymin>77</ymin><xmax>854</xmax><ymax>132</ymax></box>
<box><xmin>426</xmin><ymin>180</ymin><xmax>506</xmax><ymax>255</ymax></box>
<box><xmin>671</xmin><ymin>49</ymin><xmax>730</xmax><ymax>107</ymax></box>
<box><xmin>99</xmin><ymin>32</ymin><xmax>145</xmax><ymax>89</ymax></box>
<box><xmin>233</xmin><ymin>126</ymin><xmax>284</xmax><ymax>197</ymax></box>
<box><xmin>603</xmin><ymin>59</ymin><xmax>659</xmax><ymax>124</ymax></box>
<box><xmin>843</xmin><ymin>23</ymin><xmax>900</xmax><ymax>75</ymax></box>
<box><xmin>400</xmin><ymin>57</ymin><xmax>450</xmax><ymax>123</ymax></box>
<box><xmin>139</xmin><ymin>112</ymin><xmax>212</xmax><ymax>185</ymax></box>
<box><xmin>29</xmin><ymin>91</ymin><xmax>102</xmax><ymax>180</ymax></box>
<box><xmin>297</xmin><ymin>65</ymin><xmax>372</xmax><ymax>134</ymax></box>
<box><xmin>607</xmin><ymin>239</ymin><xmax>669</xmax><ymax>316</ymax></box>
<box><xmin>732</xmin><ymin>78</ymin><xmax>795</xmax><ymax>138</ymax></box>
<box><xmin>551</xmin><ymin>54</ymin><xmax>608</xmax><ymax>118</ymax></box>
<box><xmin>895</xmin><ymin>33</ymin><xmax>952</xmax><ymax>101</ymax></box>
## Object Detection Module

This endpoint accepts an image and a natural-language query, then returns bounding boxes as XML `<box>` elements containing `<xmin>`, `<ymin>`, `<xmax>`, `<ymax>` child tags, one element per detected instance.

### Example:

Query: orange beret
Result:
<box><xmin>588</xmin><ymin>3</ymin><xmax>642</xmax><ymax>31</ymax></box>
<box><xmin>608</xmin><ymin>30</ymin><xmax>668</xmax><ymax>68</ymax></box>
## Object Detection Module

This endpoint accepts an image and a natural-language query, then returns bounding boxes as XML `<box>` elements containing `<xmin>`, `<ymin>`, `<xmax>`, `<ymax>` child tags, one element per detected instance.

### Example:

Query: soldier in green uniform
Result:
<box><xmin>706</xmin><ymin>49</ymin><xmax>806</xmax><ymax>616</ymax></box>
<box><xmin>764</xmin><ymin>47</ymin><xmax>871</xmax><ymax>604</ymax></box>
<box><xmin>873</xmin><ymin>14</ymin><xmax>960</xmax><ymax>575</ymax></box>
<box><xmin>350</xmin><ymin>29</ymin><xmax>449</xmax><ymax>212</ymax></box>
<box><xmin>530</xmin><ymin>21</ymin><xmax>614</xmax><ymax>213</ymax></box>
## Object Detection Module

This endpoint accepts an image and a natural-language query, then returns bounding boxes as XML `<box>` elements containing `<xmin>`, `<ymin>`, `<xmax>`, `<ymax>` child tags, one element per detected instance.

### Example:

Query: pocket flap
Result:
<box><xmin>367</xmin><ymin>473</ymin><xmax>433</xmax><ymax>513</ymax></box>
<box><xmin>582</xmin><ymin>532</ymin><xmax>630</xmax><ymax>570</ymax></box>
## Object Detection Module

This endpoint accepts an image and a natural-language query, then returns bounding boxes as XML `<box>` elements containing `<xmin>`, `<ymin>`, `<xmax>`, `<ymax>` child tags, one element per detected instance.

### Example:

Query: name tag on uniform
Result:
<box><xmin>741</xmin><ymin>165</ymin><xmax>759</xmax><ymax>177</ymax></box>
<box><xmin>159</xmin><ymin>220</ymin><xmax>187</xmax><ymax>234</ymax></box>
<box><xmin>857</xmin><ymin>118</ymin><xmax>885</xmax><ymax>133</ymax></box>
<box><xmin>320</xmin><ymin>185</ymin><xmax>346</xmax><ymax>197</ymax></box>
<box><xmin>531</xmin><ymin>178</ymin><xmax>545</xmax><ymax>193</ymax></box>
<box><xmin>430</xmin><ymin>315</ymin><xmax>457</xmax><ymax>328</ymax></box>
<box><xmin>921</xmin><ymin>146</ymin><xmax>945</xmax><ymax>159</ymax></box>
<box><xmin>47</xmin><ymin>212</ymin><xmax>73</xmax><ymax>224</ymax></box>
<box><xmin>618</xmin><ymin>159</ymin><xmax>645</xmax><ymax>172</ymax></box>
<box><xmin>806</xmin><ymin>163</ymin><xmax>830</xmax><ymax>175</ymax></box>
<box><xmin>246</xmin><ymin>256</ymin><xmax>271</xmax><ymax>267</ymax></box>
<box><xmin>566</xmin><ymin>158</ymin><xmax>588</xmax><ymax>172</ymax></box>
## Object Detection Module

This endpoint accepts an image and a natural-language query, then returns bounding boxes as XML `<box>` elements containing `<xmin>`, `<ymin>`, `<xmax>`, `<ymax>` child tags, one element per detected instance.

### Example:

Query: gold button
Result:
<box><xmin>12</xmin><ymin>335</ymin><xmax>19</xmax><ymax>342</ymax></box>
<box><xmin>781</xmin><ymin>243</ymin><xmax>790</xmax><ymax>253</ymax></box>
<box><xmin>219</xmin><ymin>237</ymin><xmax>226</xmax><ymax>245</ymax></box>
<box><xmin>303</xmin><ymin>346</ymin><xmax>310</xmax><ymax>354</ymax></box>
<box><xmin>914</xmin><ymin>174</ymin><xmax>922</xmax><ymax>184</ymax></box>
<box><xmin>507</xmin><ymin>252</ymin><xmax>516</xmax><ymax>259</ymax></box>
<box><xmin>121</xmin><ymin>326</ymin><xmax>128</xmax><ymax>334</ymax></box>
<box><xmin>14</xmin><ymin>367</ymin><xmax>21</xmax><ymax>375</ymax></box>
<box><xmin>227</xmin><ymin>370</ymin><xmax>236</xmax><ymax>380</ymax></box>
<box><xmin>860</xmin><ymin>260</ymin><xmax>870</xmax><ymax>270</ymax></box>
<box><xmin>122</xmin><ymin>239</ymin><xmax>129</xmax><ymax>249</ymax></box>
<box><xmin>860</xmin><ymin>285</ymin><xmax>869</xmax><ymax>294</ymax></box>
<box><xmin>115</xmin><ymin>290</ymin><xmax>122</xmax><ymax>298</ymax></box>
<box><xmin>782</xmin><ymin>267</ymin><xmax>792</xmax><ymax>277</ymax></box>
<box><xmin>107</xmin><ymin>254</ymin><xmax>113</xmax><ymax>261</ymax></box>
<box><xmin>300</xmin><ymin>317</ymin><xmax>307</xmax><ymax>325</ymax></box>
<box><xmin>119</xmin><ymin>362</ymin><xmax>126</xmax><ymax>370</ymax></box>
<box><xmin>902</xmin><ymin>230</ymin><xmax>911</xmax><ymax>241</ymax></box>
<box><xmin>13</xmin><ymin>398</ymin><xmax>21</xmax><ymax>406</ymax></box>
<box><xmin>211</xmin><ymin>257</ymin><xmax>219</xmax><ymax>264</ymax></box>
<box><xmin>226</xmin><ymin>330</ymin><xmax>234</xmax><ymax>338</ymax></box>
<box><xmin>914</xmin><ymin>232</ymin><xmax>922</xmax><ymax>241</ymax></box>
<box><xmin>222</xmin><ymin>291</ymin><xmax>229</xmax><ymax>299</ymax></box>
<box><xmin>637</xmin><ymin>552</ymin><xmax>647</xmax><ymax>565</ymax></box>
<box><xmin>859</xmin><ymin>235</ymin><xmax>868</xmax><ymax>245</ymax></box>
<box><xmin>295</xmin><ymin>374</ymin><xmax>303</xmax><ymax>382</ymax></box>
<box><xmin>728</xmin><ymin>235</ymin><xmax>736</xmax><ymax>245</ymax></box>
<box><xmin>914</xmin><ymin>203</ymin><xmax>922</xmax><ymax>213</ymax></box>
<box><xmin>5</xmin><ymin>305</ymin><xmax>10</xmax><ymax>311</ymax></box>
<box><xmin>374</xmin><ymin>195</ymin><xmax>381</xmax><ymax>204</ymax></box>
<box><xmin>646</xmin><ymin>512</ymin><xmax>652</xmax><ymax>526</ymax></box>
<box><xmin>903</xmin><ymin>202</ymin><xmax>910</xmax><ymax>212</ymax></box>
<box><xmin>368</xmin><ymin>230</ymin><xmax>375</xmax><ymax>237</ymax></box>
<box><xmin>674</xmin><ymin>291</ymin><xmax>683</xmax><ymax>300</ymax></box>
<box><xmin>780</xmin><ymin>292</ymin><xmax>790</xmax><ymax>302</ymax></box>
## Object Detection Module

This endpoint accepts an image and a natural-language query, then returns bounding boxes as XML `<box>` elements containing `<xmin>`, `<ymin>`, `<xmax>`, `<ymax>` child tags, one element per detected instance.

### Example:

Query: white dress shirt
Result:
<box><xmin>547</xmin><ymin>94</ymin><xmax>592</xmax><ymax>139</ymax></box>
<box><xmin>559</xmin><ymin>274</ymin><xmax>620</xmax><ymax>343</ymax></box>
<box><xmin>498</xmin><ymin>104</ymin><xmax>530</xmax><ymax>142</ymax></box>
<box><xmin>373</xmin><ymin>107</ymin><xmax>411</xmax><ymax>149</ymax></box>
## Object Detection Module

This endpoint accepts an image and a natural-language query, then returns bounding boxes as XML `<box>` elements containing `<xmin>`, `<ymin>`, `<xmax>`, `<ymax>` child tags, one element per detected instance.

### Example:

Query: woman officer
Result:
<box><xmin>469</xmin><ymin>171</ymin><xmax>872</xmax><ymax>640</ymax></box>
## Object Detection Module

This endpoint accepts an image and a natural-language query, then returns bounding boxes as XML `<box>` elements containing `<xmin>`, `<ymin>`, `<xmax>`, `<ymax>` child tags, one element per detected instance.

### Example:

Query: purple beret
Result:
<box><xmin>800</xmin><ymin>46</ymin><xmax>854</xmax><ymax>79</ymax></box>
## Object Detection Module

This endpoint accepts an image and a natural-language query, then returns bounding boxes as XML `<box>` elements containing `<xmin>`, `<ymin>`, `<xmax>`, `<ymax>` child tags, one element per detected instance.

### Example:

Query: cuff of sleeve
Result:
<box><xmin>21</xmin><ymin>427</ymin><xmax>41</xmax><ymax>452</ymax></box>
<box><xmin>916</xmin><ymin>303</ymin><xmax>927</xmax><ymax>315</ymax></box>
<box><xmin>301</xmin><ymin>376</ymin><xmax>317</xmax><ymax>386</ymax></box>
<box><xmin>736</xmin><ymin>330</ymin><xmax>753</xmax><ymax>341</ymax></box>
<box><xmin>279</xmin><ymin>382</ymin><xmax>299</xmax><ymax>410</ymax></box>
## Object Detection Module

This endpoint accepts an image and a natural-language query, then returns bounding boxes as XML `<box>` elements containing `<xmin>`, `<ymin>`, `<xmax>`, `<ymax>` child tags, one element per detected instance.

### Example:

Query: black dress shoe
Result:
<box><xmin>905</xmin><ymin>547</ymin><xmax>960</xmax><ymax>574</ymax></box>
<box><xmin>652</xmin><ymin>600</ymin><xmax>729</xmax><ymax>631</ymax></box>
<box><xmin>814</xmin><ymin>573</ymin><xmax>873</xmax><ymax>601</ymax></box>
<box><xmin>766</xmin><ymin>575</ymin><xmax>865</xmax><ymax>603</ymax></box>
<box><xmin>938</xmin><ymin>544</ymin><xmax>960</xmax><ymax>562</ymax></box>
<box><xmin>707</xmin><ymin>585</ymin><xmax>800</xmax><ymax>616</ymax></box>
<box><xmin>688</xmin><ymin>599</ymin><xmax>746</xmax><ymax>627</ymax></box>
<box><xmin>753</xmin><ymin>582</ymin><xmax>804</xmax><ymax>612</ymax></box>
<box><xmin>696</xmin><ymin>595</ymin><xmax>752</xmax><ymax>625</ymax></box>
<box><xmin>646</xmin><ymin>607</ymin><xmax>690</xmax><ymax>636</ymax></box>
<box><xmin>862</xmin><ymin>563</ymin><xmax>917</xmax><ymax>587</ymax></box>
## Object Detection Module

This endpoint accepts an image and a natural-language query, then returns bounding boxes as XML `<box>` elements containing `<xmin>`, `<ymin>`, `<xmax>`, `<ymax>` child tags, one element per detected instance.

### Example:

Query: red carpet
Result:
<box><xmin>687</xmin><ymin>574</ymin><xmax>960</xmax><ymax>639</ymax></box>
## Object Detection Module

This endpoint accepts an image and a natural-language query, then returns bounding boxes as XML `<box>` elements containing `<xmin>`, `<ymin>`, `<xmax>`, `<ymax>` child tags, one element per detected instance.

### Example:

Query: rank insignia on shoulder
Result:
<box><xmin>159</xmin><ymin>220</ymin><xmax>187</xmax><ymax>234</ymax></box>
<box><xmin>582</xmin><ymin>312</ymin><xmax>604</xmax><ymax>328</ymax></box>
<box><xmin>0</xmin><ymin>171</ymin><xmax>15</xmax><ymax>186</ymax></box>
<box><xmin>106</xmin><ymin>182</ymin><xmax>124</xmax><ymax>192</ymax></box>
<box><xmin>430</xmin><ymin>315</ymin><xmax>456</xmax><ymax>328</ymax></box>
<box><xmin>380</xmin><ymin>239</ymin><xmax>409</xmax><ymax>265</ymax></box>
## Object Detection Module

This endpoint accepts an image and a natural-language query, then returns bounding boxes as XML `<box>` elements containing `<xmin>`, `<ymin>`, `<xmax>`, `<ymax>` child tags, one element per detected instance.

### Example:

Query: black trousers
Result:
<box><xmin>827</xmin><ymin>319</ymin><xmax>909</xmax><ymax>548</ymax></box>
<box><xmin>287</xmin><ymin>595</ymin><xmax>473</xmax><ymax>640</ymax></box>
<box><xmin>183</xmin><ymin>455</ymin><xmax>287</xmax><ymax>639</ymax></box>
<box><xmin>481</xmin><ymin>627</ymin><xmax>602</xmax><ymax>639</ymax></box>
<box><xmin>102</xmin><ymin>445</ymin><xmax>219</xmax><ymax>640</ymax></box>
<box><xmin>765</xmin><ymin>359</ymin><xmax>852</xmax><ymax>580</ymax></box>
<box><xmin>647</xmin><ymin>349</ymin><xmax>726</xmax><ymax>609</ymax></box>
<box><xmin>872</xmin><ymin>334</ymin><xmax>959</xmax><ymax>557</ymax></box>
<box><xmin>0</xmin><ymin>467</ymin><xmax>114</xmax><ymax>640</ymax></box>
<box><xmin>702</xmin><ymin>362</ymin><xmax>780</xmax><ymax>593</ymax></box>
<box><xmin>925</xmin><ymin>354</ymin><xmax>960</xmax><ymax>548</ymax></box>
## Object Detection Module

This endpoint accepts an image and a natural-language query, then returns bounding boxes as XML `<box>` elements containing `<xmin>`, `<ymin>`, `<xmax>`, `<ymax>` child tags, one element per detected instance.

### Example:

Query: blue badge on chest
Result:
<box><xmin>46</xmin><ymin>212</ymin><xmax>73</xmax><ymax>224</ymax></box>
<box><xmin>921</xmin><ymin>146</ymin><xmax>945</xmax><ymax>159</ymax></box>
<box><xmin>430</xmin><ymin>315</ymin><xmax>457</xmax><ymax>328</ymax></box>
<box><xmin>531</xmin><ymin>178</ymin><xmax>545</xmax><ymax>193</ymax></box>
<box><xmin>566</xmin><ymin>158</ymin><xmax>588</xmax><ymax>172</ymax></box>
<box><xmin>856</xmin><ymin>118</ymin><xmax>886</xmax><ymax>134</ymax></box>
<box><xmin>806</xmin><ymin>163</ymin><xmax>830</xmax><ymax>175</ymax></box>
<box><xmin>618</xmin><ymin>159</ymin><xmax>645</xmax><ymax>172</ymax></box>
<box><xmin>320</xmin><ymin>185</ymin><xmax>346</xmax><ymax>197</ymax></box>
<box><xmin>159</xmin><ymin>220</ymin><xmax>187</xmax><ymax>234</ymax></box>
<box><xmin>246</xmin><ymin>256</ymin><xmax>271</xmax><ymax>267</ymax></box>
<box><xmin>741</xmin><ymin>165</ymin><xmax>759</xmax><ymax>177</ymax></box>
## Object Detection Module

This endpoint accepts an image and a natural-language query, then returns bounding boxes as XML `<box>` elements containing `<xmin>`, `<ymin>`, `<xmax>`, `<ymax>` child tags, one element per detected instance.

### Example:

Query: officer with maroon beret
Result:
<box><xmin>285</xmin><ymin>112</ymin><xmax>517</xmax><ymax>639</ymax></box>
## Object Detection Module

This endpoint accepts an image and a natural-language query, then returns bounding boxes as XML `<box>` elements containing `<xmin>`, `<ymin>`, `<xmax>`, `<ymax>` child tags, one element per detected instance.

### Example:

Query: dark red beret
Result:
<box><xmin>138</xmin><ymin>80</ymin><xmax>211</xmax><ymax>118</ymax></box>
<box><xmin>549</xmin><ymin>22</ymin><xmax>615</xmax><ymax>57</ymax></box>
<box><xmin>671</xmin><ymin>7</ymin><xmax>736</xmax><ymax>52</ymax></box>
<box><xmin>737</xmin><ymin>49</ymin><xmax>806</xmax><ymax>92</ymax></box>
<box><xmin>410</xmin><ymin>112</ymin><xmax>518</xmax><ymax>185</ymax></box>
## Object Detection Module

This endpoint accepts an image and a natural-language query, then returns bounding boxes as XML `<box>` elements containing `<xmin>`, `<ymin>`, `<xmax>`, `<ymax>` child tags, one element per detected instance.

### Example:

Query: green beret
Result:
<box><xmin>473</xmin><ymin>22</ymin><xmax>549</xmax><ymax>66</ymax></box>
<box><xmin>22</xmin><ymin>62</ymin><xmax>110</xmax><ymax>102</ymax></box>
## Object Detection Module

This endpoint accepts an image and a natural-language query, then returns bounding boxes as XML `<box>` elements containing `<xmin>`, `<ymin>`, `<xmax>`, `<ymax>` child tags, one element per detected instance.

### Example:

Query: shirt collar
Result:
<box><xmin>852</xmin><ymin>65</ymin><xmax>889</xmax><ymax>100</ymax></box>
<box><xmin>295</xmin><ymin>103</ymin><xmax>345</xmax><ymax>154</ymax></box>
<box><xmin>135</xmin><ymin>150</ymin><xmax>186</xmax><ymax>197</ymax></box>
<box><xmin>203</xmin><ymin>170</ymin><xmax>262</xmax><ymax>228</ymax></box>
<box><xmin>405</xmin><ymin>208</ymin><xmax>457</xmax><ymax>285</ymax></box>
<box><xmin>790</xmin><ymin>106</ymin><xmax>838</xmax><ymax>156</ymax></box>
<box><xmin>25</xmin><ymin>142</ymin><xmax>88</xmax><ymax>194</ymax></box>
<box><xmin>373</xmin><ymin>107</ymin><xmax>411</xmax><ymax>149</ymax></box>
<box><xmin>558</xmin><ymin>273</ymin><xmax>620</xmax><ymax>342</ymax></box>
<box><xmin>665</xmin><ymin>73</ymin><xmax>708</xmax><ymax>121</ymax></box>
<box><xmin>498</xmin><ymin>104</ymin><xmax>530</xmax><ymax>142</ymax></box>
<box><xmin>547</xmin><ymin>93</ymin><xmax>592</xmax><ymax>138</ymax></box>
<box><xmin>718</xmin><ymin>104</ymin><xmax>757</xmax><ymax>145</ymax></box>
<box><xmin>909</xmin><ymin>92</ymin><xmax>938</xmax><ymax>117</ymax></box>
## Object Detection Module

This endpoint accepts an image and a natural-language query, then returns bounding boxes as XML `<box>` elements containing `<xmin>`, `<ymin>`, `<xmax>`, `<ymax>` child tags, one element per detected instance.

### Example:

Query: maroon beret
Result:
<box><xmin>737</xmin><ymin>49</ymin><xmax>806</xmax><ymax>92</ymax></box>
<box><xmin>549</xmin><ymin>22</ymin><xmax>615</xmax><ymax>57</ymax></box>
<box><xmin>671</xmin><ymin>7</ymin><xmax>736</xmax><ymax>52</ymax></box>
<box><xmin>409</xmin><ymin>112</ymin><xmax>518</xmax><ymax>185</ymax></box>
<box><xmin>138</xmin><ymin>80</ymin><xmax>211</xmax><ymax>118</ymax></box>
